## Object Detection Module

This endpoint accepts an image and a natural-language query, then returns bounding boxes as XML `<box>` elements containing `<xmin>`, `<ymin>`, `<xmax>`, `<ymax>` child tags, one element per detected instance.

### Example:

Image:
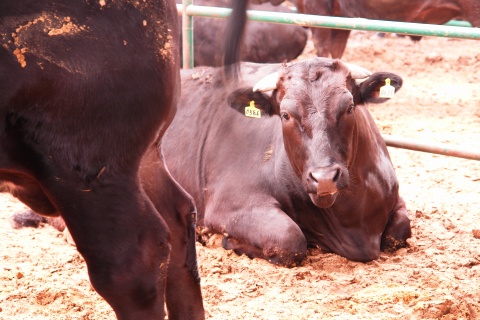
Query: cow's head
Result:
<box><xmin>228</xmin><ymin>57</ymin><xmax>402</xmax><ymax>209</ymax></box>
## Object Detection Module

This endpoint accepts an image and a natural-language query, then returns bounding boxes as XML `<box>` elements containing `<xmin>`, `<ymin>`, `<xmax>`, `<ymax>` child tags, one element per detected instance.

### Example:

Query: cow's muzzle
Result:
<box><xmin>306</xmin><ymin>165</ymin><xmax>343</xmax><ymax>208</ymax></box>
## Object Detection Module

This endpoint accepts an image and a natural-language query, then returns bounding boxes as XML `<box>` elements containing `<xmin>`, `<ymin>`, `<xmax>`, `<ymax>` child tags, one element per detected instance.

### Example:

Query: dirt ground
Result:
<box><xmin>1</xmin><ymin>30</ymin><xmax>480</xmax><ymax>320</ymax></box>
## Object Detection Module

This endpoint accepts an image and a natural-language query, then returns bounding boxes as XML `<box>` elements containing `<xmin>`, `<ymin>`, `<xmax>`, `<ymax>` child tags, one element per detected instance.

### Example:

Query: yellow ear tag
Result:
<box><xmin>245</xmin><ymin>100</ymin><xmax>261</xmax><ymax>118</ymax></box>
<box><xmin>379</xmin><ymin>78</ymin><xmax>395</xmax><ymax>98</ymax></box>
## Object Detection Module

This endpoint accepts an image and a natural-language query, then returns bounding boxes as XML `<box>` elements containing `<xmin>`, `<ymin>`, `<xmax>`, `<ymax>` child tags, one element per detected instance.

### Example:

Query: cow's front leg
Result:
<box><xmin>206</xmin><ymin>203</ymin><xmax>307</xmax><ymax>267</ymax></box>
<box><xmin>381</xmin><ymin>196</ymin><xmax>412</xmax><ymax>252</ymax></box>
<box><xmin>329</xmin><ymin>29</ymin><xmax>351</xmax><ymax>59</ymax></box>
<box><xmin>311</xmin><ymin>28</ymin><xmax>333</xmax><ymax>57</ymax></box>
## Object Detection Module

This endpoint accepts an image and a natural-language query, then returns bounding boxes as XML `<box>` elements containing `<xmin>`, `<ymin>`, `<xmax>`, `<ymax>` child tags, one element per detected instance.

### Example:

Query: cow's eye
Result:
<box><xmin>347</xmin><ymin>104</ymin><xmax>355</xmax><ymax>114</ymax></box>
<box><xmin>281</xmin><ymin>112</ymin><xmax>290</xmax><ymax>121</ymax></box>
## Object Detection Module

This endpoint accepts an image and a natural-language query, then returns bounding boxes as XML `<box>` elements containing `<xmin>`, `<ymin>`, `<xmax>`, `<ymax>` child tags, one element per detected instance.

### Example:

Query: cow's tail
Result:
<box><xmin>223</xmin><ymin>0</ymin><xmax>249</xmax><ymax>81</ymax></box>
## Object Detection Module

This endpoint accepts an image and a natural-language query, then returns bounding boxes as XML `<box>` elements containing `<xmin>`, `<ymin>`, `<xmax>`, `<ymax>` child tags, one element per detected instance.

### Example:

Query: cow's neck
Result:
<box><xmin>272</xmin><ymin>129</ymin><xmax>311</xmax><ymax>208</ymax></box>
<box><xmin>326</xmin><ymin>105</ymin><xmax>397</xmax><ymax>221</ymax></box>
<box><xmin>298</xmin><ymin>107</ymin><xmax>398</xmax><ymax>257</ymax></box>
<box><xmin>351</xmin><ymin>105</ymin><xmax>391</xmax><ymax>181</ymax></box>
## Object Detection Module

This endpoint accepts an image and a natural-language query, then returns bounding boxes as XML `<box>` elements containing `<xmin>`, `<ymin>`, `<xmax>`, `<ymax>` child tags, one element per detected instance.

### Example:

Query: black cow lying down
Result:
<box><xmin>163</xmin><ymin>57</ymin><xmax>412</xmax><ymax>266</ymax></box>
<box><xmin>1</xmin><ymin>1</ymin><xmax>203</xmax><ymax>319</ymax></box>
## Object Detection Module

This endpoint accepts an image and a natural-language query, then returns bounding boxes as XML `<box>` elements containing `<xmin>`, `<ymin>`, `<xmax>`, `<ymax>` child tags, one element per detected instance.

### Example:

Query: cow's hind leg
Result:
<box><xmin>46</xmin><ymin>178</ymin><xmax>171</xmax><ymax>320</ymax></box>
<box><xmin>207</xmin><ymin>205</ymin><xmax>307</xmax><ymax>267</ymax></box>
<box><xmin>381</xmin><ymin>196</ymin><xmax>412</xmax><ymax>252</ymax></box>
<box><xmin>140</xmin><ymin>147</ymin><xmax>204</xmax><ymax>320</ymax></box>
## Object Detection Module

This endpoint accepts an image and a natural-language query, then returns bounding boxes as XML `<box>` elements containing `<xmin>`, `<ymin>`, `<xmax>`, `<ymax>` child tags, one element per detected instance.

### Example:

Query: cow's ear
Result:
<box><xmin>227</xmin><ymin>87</ymin><xmax>279</xmax><ymax>117</ymax></box>
<box><xmin>357</xmin><ymin>72</ymin><xmax>403</xmax><ymax>104</ymax></box>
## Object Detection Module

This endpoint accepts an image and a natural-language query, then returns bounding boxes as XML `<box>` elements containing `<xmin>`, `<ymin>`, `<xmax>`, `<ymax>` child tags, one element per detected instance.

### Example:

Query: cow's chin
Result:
<box><xmin>309</xmin><ymin>193</ymin><xmax>338</xmax><ymax>208</ymax></box>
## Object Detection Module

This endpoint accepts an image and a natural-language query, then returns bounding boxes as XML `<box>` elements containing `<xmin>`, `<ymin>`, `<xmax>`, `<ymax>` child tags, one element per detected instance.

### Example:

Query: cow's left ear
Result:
<box><xmin>356</xmin><ymin>72</ymin><xmax>403</xmax><ymax>104</ymax></box>
<box><xmin>227</xmin><ymin>87</ymin><xmax>279</xmax><ymax>117</ymax></box>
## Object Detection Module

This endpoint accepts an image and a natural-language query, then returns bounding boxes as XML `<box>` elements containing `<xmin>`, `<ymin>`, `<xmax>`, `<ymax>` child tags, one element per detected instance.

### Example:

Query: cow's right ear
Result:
<box><xmin>227</xmin><ymin>87</ymin><xmax>279</xmax><ymax>117</ymax></box>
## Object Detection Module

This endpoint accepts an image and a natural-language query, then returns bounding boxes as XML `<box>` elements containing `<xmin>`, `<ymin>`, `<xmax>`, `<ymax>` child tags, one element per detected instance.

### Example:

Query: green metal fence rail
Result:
<box><xmin>177</xmin><ymin>4</ymin><xmax>479</xmax><ymax>68</ymax></box>
<box><xmin>181</xmin><ymin>0</ymin><xmax>194</xmax><ymax>69</ymax></box>
<box><xmin>445</xmin><ymin>20</ymin><xmax>472</xmax><ymax>28</ymax></box>
<box><xmin>178</xmin><ymin>2</ymin><xmax>480</xmax><ymax>161</ymax></box>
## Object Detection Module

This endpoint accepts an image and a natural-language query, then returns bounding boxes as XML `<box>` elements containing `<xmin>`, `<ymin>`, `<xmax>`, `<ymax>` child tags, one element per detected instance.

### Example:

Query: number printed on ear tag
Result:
<box><xmin>245</xmin><ymin>100</ymin><xmax>261</xmax><ymax>118</ymax></box>
<box><xmin>379</xmin><ymin>78</ymin><xmax>395</xmax><ymax>98</ymax></box>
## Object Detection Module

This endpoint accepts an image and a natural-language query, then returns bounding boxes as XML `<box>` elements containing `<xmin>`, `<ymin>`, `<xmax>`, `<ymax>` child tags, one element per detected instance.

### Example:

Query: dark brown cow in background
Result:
<box><xmin>163</xmin><ymin>57</ymin><xmax>411</xmax><ymax>266</ymax></box>
<box><xmin>177</xmin><ymin>0</ymin><xmax>308</xmax><ymax>66</ymax></box>
<box><xmin>225</xmin><ymin>0</ymin><xmax>480</xmax><ymax>59</ymax></box>
<box><xmin>0</xmin><ymin>0</ymin><xmax>204</xmax><ymax>319</ymax></box>
<box><xmin>294</xmin><ymin>0</ymin><xmax>480</xmax><ymax>58</ymax></box>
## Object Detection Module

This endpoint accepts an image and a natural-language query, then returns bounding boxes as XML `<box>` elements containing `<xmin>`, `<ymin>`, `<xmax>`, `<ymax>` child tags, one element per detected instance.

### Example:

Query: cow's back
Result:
<box><xmin>334</xmin><ymin>0</ymin><xmax>464</xmax><ymax>23</ymax></box>
<box><xmin>163</xmin><ymin>63</ymin><xmax>287</xmax><ymax>222</ymax></box>
<box><xmin>1</xmin><ymin>0</ymin><xmax>179</xmax><ymax>162</ymax></box>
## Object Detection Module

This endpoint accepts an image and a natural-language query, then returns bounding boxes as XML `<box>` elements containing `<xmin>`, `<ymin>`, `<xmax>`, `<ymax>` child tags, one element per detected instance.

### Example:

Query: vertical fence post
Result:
<box><xmin>182</xmin><ymin>0</ymin><xmax>194</xmax><ymax>68</ymax></box>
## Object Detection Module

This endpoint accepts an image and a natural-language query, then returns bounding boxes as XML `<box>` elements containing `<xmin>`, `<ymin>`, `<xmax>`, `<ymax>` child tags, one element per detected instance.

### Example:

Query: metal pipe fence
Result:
<box><xmin>181</xmin><ymin>0</ymin><xmax>194</xmax><ymax>69</ymax></box>
<box><xmin>382</xmin><ymin>135</ymin><xmax>480</xmax><ymax>161</ymax></box>
<box><xmin>178</xmin><ymin>2</ymin><xmax>480</xmax><ymax>161</ymax></box>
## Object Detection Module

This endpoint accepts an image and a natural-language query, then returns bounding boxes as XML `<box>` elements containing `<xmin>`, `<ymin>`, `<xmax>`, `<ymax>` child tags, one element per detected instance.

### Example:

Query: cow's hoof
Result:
<box><xmin>10</xmin><ymin>210</ymin><xmax>46</xmax><ymax>229</ymax></box>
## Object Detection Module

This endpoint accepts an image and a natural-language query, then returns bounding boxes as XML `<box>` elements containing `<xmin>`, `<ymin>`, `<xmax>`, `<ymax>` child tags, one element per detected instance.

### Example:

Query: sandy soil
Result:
<box><xmin>1</xmin><ymin>31</ymin><xmax>480</xmax><ymax>320</ymax></box>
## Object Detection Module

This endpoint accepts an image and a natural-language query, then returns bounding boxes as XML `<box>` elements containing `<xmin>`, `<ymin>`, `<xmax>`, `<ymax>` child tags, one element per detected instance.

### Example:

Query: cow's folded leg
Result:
<box><xmin>381</xmin><ymin>196</ymin><xmax>412</xmax><ymax>252</ymax></box>
<box><xmin>207</xmin><ymin>206</ymin><xmax>307</xmax><ymax>267</ymax></box>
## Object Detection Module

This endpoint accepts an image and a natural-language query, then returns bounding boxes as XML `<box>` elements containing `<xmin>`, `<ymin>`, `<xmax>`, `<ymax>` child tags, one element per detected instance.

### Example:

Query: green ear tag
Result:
<box><xmin>379</xmin><ymin>78</ymin><xmax>395</xmax><ymax>98</ymax></box>
<box><xmin>245</xmin><ymin>100</ymin><xmax>261</xmax><ymax>118</ymax></box>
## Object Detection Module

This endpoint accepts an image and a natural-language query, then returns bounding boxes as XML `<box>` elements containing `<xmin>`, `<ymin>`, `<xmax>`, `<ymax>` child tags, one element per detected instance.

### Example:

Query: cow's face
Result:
<box><xmin>275</xmin><ymin>59</ymin><xmax>359</xmax><ymax>208</ymax></box>
<box><xmin>228</xmin><ymin>58</ymin><xmax>402</xmax><ymax>209</ymax></box>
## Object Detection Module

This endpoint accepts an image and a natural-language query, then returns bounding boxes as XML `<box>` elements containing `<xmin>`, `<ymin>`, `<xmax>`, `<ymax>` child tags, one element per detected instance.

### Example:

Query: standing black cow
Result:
<box><xmin>0</xmin><ymin>1</ymin><xmax>204</xmax><ymax>319</ymax></box>
<box><xmin>163</xmin><ymin>58</ymin><xmax>411</xmax><ymax>266</ymax></box>
<box><xmin>177</xmin><ymin>0</ymin><xmax>308</xmax><ymax>66</ymax></box>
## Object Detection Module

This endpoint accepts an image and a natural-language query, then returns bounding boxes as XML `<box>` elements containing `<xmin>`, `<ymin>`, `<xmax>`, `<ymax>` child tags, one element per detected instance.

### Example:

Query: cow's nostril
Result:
<box><xmin>332</xmin><ymin>168</ymin><xmax>341</xmax><ymax>183</ymax></box>
<box><xmin>310</xmin><ymin>167</ymin><xmax>341</xmax><ymax>184</ymax></box>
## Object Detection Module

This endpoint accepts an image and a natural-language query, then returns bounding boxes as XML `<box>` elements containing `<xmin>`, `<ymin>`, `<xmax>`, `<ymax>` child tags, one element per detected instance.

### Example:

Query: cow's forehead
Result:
<box><xmin>277</xmin><ymin>57</ymin><xmax>353</xmax><ymax>103</ymax></box>
<box><xmin>279</xmin><ymin>57</ymin><xmax>350</xmax><ymax>80</ymax></box>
